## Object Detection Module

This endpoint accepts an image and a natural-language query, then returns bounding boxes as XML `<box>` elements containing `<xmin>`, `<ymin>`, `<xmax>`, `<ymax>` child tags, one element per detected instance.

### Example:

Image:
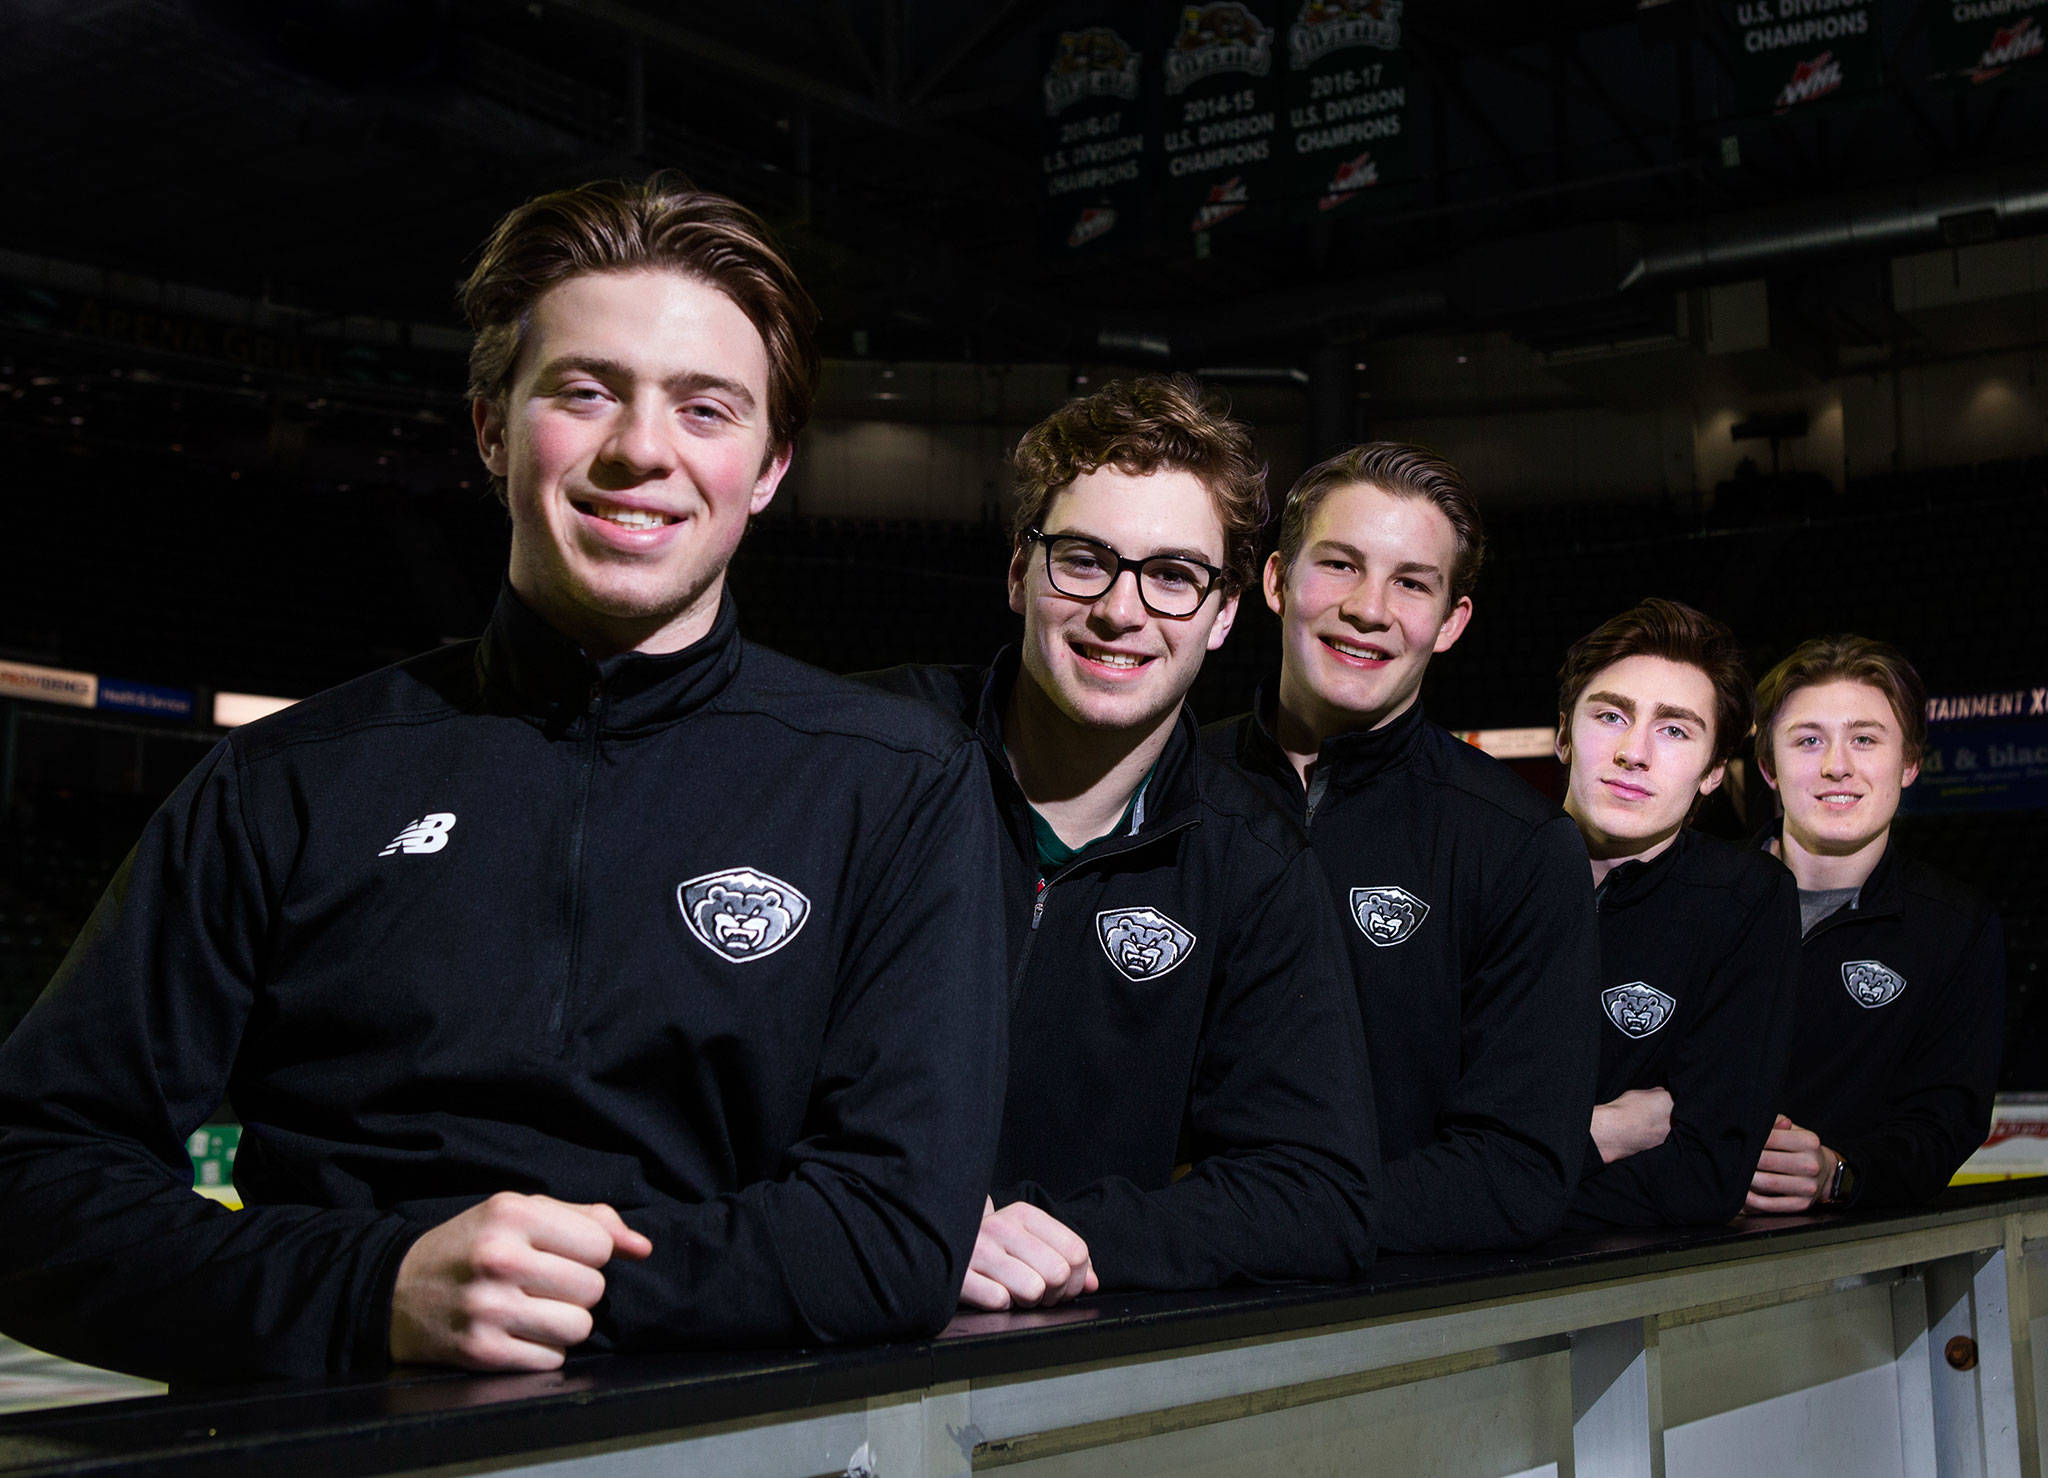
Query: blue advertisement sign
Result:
<box><xmin>96</xmin><ymin>677</ymin><xmax>197</xmax><ymax>721</ymax></box>
<box><xmin>1905</xmin><ymin>715</ymin><xmax>2048</xmax><ymax>814</ymax></box>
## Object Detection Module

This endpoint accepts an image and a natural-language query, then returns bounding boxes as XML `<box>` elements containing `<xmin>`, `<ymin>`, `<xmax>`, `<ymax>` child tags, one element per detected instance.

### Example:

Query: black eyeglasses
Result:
<box><xmin>1025</xmin><ymin>527</ymin><xmax>1227</xmax><ymax>619</ymax></box>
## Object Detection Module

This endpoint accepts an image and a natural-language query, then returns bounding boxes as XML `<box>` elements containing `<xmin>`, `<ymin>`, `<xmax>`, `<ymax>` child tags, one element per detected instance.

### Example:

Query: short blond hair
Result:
<box><xmin>1755</xmin><ymin>635</ymin><xmax>1928</xmax><ymax>768</ymax></box>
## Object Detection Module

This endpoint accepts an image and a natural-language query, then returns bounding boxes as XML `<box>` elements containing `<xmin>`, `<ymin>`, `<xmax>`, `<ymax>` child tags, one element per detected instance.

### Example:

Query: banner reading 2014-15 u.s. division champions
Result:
<box><xmin>1157</xmin><ymin>1</ymin><xmax>1287</xmax><ymax>239</ymax></box>
<box><xmin>1723</xmin><ymin>0</ymin><xmax>1885</xmax><ymax>116</ymax></box>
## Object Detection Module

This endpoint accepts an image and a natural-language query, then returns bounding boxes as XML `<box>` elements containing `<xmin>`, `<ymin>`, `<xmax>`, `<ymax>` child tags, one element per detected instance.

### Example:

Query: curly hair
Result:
<box><xmin>1009</xmin><ymin>374</ymin><xmax>1267</xmax><ymax>591</ymax></box>
<box><xmin>1754</xmin><ymin>634</ymin><xmax>1927</xmax><ymax>769</ymax></box>
<box><xmin>1273</xmin><ymin>441</ymin><xmax>1485</xmax><ymax>604</ymax></box>
<box><xmin>458</xmin><ymin>172</ymin><xmax>819</xmax><ymax>497</ymax></box>
<box><xmin>1556</xmin><ymin>598</ymin><xmax>1753</xmax><ymax>767</ymax></box>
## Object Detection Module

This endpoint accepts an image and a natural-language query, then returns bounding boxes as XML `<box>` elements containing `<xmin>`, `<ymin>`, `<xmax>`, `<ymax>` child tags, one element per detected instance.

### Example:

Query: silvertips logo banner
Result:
<box><xmin>1724</xmin><ymin>1</ymin><xmax>1883</xmax><ymax>116</ymax></box>
<box><xmin>678</xmin><ymin>867</ymin><xmax>812</xmax><ymax>963</ymax></box>
<box><xmin>1603</xmin><ymin>982</ymin><xmax>1677</xmax><ymax>1039</ymax></box>
<box><xmin>1096</xmin><ymin>906</ymin><xmax>1197</xmax><ymax>981</ymax></box>
<box><xmin>1284</xmin><ymin>0</ymin><xmax>1410</xmax><ymax>220</ymax></box>
<box><xmin>1042</xmin><ymin>25</ymin><xmax>1149</xmax><ymax>254</ymax></box>
<box><xmin>1158</xmin><ymin>1</ymin><xmax>1285</xmax><ymax>240</ymax></box>
<box><xmin>1930</xmin><ymin>0</ymin><xmax>2048</xmax><ymax>86</ymax></box>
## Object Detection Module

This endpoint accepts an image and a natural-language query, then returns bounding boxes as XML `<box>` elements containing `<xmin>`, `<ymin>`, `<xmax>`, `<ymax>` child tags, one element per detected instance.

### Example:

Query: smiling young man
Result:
<box><xmin>1551</xmin><ymin>600</ymin><xmax>1800</xmax><ymax>1229</ymax></box>
<box><xmin>1207</xmin><ymin>443</ymin><xmax>1600</xmax><ymax>1253</ymax></box>
<box><xmin>865</xmin><ymin>376</ymin><xmax>1376</xmax><ymax>1308</ymax></box>
<box><xmin>1745</xmin><ymin>637</ymin><xmax>2005</xmax><ymax>1213</ymax></box>
<box><xmin>0</xmin><ymin>177</ymin><xmax>1009</xmax><ymax>1383</ymax></box>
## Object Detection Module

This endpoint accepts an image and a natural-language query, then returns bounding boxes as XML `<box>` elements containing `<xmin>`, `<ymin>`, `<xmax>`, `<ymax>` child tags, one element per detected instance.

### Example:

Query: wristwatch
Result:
<box><xmin>1824</xmin><ymin>1154</ymin><xmax>1858</xmax><ymax>1206</ymax></box>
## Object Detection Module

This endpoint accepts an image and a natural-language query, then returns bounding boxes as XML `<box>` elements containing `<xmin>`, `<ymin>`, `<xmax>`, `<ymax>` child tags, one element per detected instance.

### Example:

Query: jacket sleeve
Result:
<box><xmin>1568</xmin><ymin>868</ymin><xmax>1800</xmax><ymax>1228</ymax></box>
<box><xmin>591</xmin><ymin>737</ymin><xmax>1009</xmax><ymax>1346</ymax></box>
<box><xmin>1836</xmin><ymin>908</ymin><xmax>2006</xmax><ymax>1208</ymax></box>
<box><xmin>0</xmin><ymin>744</ymin><xmax>419</xmax><ymax>1384</ymax></box>
<box><xmin>1011</xmin><ymin>844</ymin><xmax>1378</xmax><ymax>1289</ymax></box>
<box><xmin>1376</xmin><ymin>816</ymin><xmax>1602</xmax><ymax>1252</ymax></box>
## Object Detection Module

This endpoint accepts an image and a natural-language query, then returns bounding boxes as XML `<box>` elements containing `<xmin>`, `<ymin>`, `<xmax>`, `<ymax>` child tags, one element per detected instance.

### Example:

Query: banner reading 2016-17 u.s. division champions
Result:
<box><xmin>1284</xmin><ymin>0</ymin><xmax>1411</xmax><ymax>221</ymax></box>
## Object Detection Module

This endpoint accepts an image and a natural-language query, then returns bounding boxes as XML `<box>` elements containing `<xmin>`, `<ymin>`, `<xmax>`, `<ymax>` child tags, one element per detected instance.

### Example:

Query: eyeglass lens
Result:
<box><xmin>1043</xmin><ymin>536</ymin><xmax>1213</xmax><ymax>617</ymax></box>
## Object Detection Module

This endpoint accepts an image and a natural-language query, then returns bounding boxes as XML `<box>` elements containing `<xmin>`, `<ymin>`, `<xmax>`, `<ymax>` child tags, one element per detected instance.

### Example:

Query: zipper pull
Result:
<box><xmin>1032</xmin><ymin>877</ymin><xmax>1047</xmax><ymax>930</ymax></box>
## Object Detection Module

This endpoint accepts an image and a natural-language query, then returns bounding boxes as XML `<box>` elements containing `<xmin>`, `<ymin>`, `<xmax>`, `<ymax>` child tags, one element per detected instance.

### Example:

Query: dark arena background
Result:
<box><xmin>1</xmin><ymin>0</ymin><xmax>2047</xmax><ymax>1459</ymax></box>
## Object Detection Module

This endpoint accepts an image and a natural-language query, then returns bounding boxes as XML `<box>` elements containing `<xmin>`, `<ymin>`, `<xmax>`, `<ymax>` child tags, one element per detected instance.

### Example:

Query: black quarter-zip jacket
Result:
<box><xmin>1771</xmin><ymin>830</ymin><xmax>2006</xmax><ymax>1208</ymax></box>
<box><xmin>1564</xmin><ymin>830</ymin><xmax>1800</xmax><ymax>1229</ymax></box>
<box><xmin>1206</xmin><ymin>695</ymin><xmax>1601</xmax><ymax>1253</ymax></box>
<box><xmin>0</xmin><ymin>588</ymin><xmax>1009</xmax><ymax>1385</ymax></box>
<box><xmin>861</xmin><ymin>653</ymin><xmax>1378</xmax><ymax>1291</ymax></box>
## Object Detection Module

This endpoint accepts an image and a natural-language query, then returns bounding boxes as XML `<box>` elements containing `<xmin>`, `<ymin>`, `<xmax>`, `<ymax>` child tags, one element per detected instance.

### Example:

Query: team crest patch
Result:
<box><xmin>1842</xmin><ymin>959</ymin><xmax>1907</xmax><ymax>1009</ymax></box>
<box><xmin>1097</xmin><ymin>907</ymin><xmax>1197</xmax><ymax>982</ymax></box>
<box><xmin>1603</xmin><ymin>982</ymin><xmax>1676</xmax><ymax>1040</ymax></box>
<box><xmin>1350</xmin><ymin>885</ymin><xmax>1429</xmax><ymax>947</ymax></box>
<box><xmin>677</xmin><ymin>868</ymin><xmax>811</xmax><ymax>964</ymax></box>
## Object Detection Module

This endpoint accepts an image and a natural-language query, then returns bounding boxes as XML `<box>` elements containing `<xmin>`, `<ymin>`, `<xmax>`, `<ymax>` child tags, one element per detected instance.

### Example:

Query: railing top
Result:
<box><xmin>4</xmin><ymin>1178</ymin><xmax>2045</xmax><ymax>1478</ymax></box>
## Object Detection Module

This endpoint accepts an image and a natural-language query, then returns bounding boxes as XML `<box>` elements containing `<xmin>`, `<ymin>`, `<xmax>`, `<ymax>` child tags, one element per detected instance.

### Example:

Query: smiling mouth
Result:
<box><xmin>1322</xmin><ymin>636</ymin><xmax>1393</xmax><ymax>664</ymax></box>
<box><xmin>573</xmin><ymin>498</ymin><xmax>678</xmax><ymax>530</ymax></box>
<box><xmin>1816</xmin><ymin>792</ymin><xmax>1864</xmax><ymax>809</ymax></box>
<box><xmin>1071</xmin><ymin>641</ymin><xmax>1153</xmax><ymax>672</ymax></box>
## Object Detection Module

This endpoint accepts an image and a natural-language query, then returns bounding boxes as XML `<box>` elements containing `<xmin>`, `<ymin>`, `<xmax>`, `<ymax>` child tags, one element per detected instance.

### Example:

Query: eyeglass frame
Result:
<box><xmin>1023</xmin><ymin>526</ymin><xmax>1230</xmax><ymax>620</ymax></box>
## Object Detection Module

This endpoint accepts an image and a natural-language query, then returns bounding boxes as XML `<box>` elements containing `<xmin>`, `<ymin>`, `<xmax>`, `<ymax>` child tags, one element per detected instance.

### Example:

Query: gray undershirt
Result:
<box><xmin>1799</xmin><ymin>884</ymin><xmax>1862</xmax><ymax>937</ymax></box>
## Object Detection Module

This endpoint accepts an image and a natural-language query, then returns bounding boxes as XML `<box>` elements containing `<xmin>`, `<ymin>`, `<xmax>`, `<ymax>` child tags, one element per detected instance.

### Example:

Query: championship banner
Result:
<box><xmin>1283</xmin><ymin>0</ymin><xmax>1411</xmax><ymax>220</ymax></box>
<box><xmin>1041</xmin><ymin>23</ymin><xmax>1150</xmax><ymax>255</ymax></box>
<box><xmin>1158</xmin><ymin>1</ymin><xmax>1286</xmax><ymax>241</ymax></box>
<box><xmin>1929</xmin><ymin>0</ymin><xmax>2048</xmax><ymax>85</ymax></box>
<box><xmin>1723</xmin><ymin>0</ymin><xmax>1884</xmax><ymax>116</ymax></box>
<box><xmin>1902</xmin><ymin>682</ymin><xmax>2048</xmax><ymax>814</ymax></box>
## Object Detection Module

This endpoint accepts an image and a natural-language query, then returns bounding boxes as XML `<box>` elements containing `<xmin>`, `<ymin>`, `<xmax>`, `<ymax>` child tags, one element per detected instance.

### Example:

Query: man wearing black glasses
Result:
<box><xmin>865</xmin><ymin>375</ymin><xmax>1377</xmax><ymax>1308</ymax></box>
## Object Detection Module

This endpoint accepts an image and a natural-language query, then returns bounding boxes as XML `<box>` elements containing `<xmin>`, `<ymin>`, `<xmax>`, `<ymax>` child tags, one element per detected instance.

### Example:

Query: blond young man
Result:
<box><xmin>1207</xmin><ymin>443</ymin><xmax>1601</xmax><ymax>1253</ymax></box>
<box><xmin>1746</xmin><ymin>637</ymin><xmax>2005</xmax><ymax>1212</ymax></box>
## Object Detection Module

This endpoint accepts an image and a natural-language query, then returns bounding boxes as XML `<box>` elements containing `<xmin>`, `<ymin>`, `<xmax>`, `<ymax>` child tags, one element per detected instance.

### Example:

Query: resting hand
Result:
<box><xmin>1591</xmin><ymin>1087</ymin><xmax>1675</xmax><ymax>1164</ymax></box>
<box><xmin>1745</xmin><ymin>1115</ymin><xmax>1840</xmax><ymax>1214</ymax></box>
<box><xmin>960</xmin><ymin>1197</ymin><xmax>1098</xmax><ymax>1311</ymax></box>
<box><xmin>389</xmin><ymin>1192</ymin><xmax>653</xmax><ymax>1371</ymax></box>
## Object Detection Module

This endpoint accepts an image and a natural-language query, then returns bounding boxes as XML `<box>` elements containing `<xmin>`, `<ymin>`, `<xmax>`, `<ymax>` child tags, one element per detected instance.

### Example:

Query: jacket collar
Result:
<box><xmin>974</xmin><ymin>646</ymin><xmax>1204</xmax><ymax>841</ymax></box>
<box><xmin>1241</xmin><ymin>679</ymin><xmax>1428</xmax><ymax>790</ymax></box>
<box><xmin>1595</xmin><ymin>827</ymin><xmax>1693</xmax><ymax>909</ymax></box>
<box><xmin>477</xmin><ymin>581</ymin><xmax>743</xmax><ymax>734</ymax></box>
<box><xmin>1755</xmin><ymin>820</ymin><xmax>1904</xmax><ymax>919</ymax></box>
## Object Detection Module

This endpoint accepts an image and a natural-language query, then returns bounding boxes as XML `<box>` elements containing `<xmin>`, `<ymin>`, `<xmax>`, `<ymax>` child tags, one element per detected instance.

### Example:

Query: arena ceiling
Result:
<box><xmin>5</xmin><ymin>0</ymin><xmax>2048</xmax><ymax>373</ymax></box>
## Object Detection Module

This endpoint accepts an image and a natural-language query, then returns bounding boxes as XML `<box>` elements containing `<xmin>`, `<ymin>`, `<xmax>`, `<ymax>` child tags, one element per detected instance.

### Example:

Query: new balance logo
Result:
<box><xmin>379</xmin><ymin>813</ymin><xmax>456</xmax><ymax>857</ymax></box>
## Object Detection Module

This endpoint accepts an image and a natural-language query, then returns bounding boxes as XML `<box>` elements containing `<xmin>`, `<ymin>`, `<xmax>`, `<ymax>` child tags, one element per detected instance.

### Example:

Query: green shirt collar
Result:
<box><xmin>1027</xmin><ymin>761</ymin><xmax>1158</xmax><ymax>874</ymax></box>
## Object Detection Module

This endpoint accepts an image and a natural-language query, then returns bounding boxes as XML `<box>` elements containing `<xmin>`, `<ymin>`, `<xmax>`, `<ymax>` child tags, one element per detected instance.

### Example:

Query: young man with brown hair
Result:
<box><xmin>1207</xmin><ymin>442</ymin><xmax>1600</xmax><ymax>1253</ymax></box>
<box><xmin>1745</xmin><ymin>637</ymin><xmax>2005</xmax><ymax>1212</ymax></box>
<box><xmin>0</xmin><ymin>176</ymin><xmax>1010</xmax><ymax>1382</ymax></box>
<box><xmin>1553</xmin><ymin>599</ymin><xmax>1800</xmax><ymax>1228</ymax></box>
<box><xmin>865</xmin><ymin>375</ymin><xmax>1376</xmax><ymax>1308</ymax></box>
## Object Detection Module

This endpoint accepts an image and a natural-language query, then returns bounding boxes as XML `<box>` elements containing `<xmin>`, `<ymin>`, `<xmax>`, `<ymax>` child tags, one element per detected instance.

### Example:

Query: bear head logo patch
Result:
<box><xmin>1602</xmin><ymin>981</ymin><xmax>1676</xmax><ymax>1039</ymax></box>
<box><xmin>1842</xmin><ymin>959</ymin><xmax>1906</xmax><ymax>1009</ymax></box>
<box><xmin>1096</xmin><ymin>906</ymin><xmax>1197</xmax><ymax>982</ymax></box>
<box><xmin>678</xmin><ymin>868</ymin><xmax>811</xmax><ymax>963</ymax></box>
<box><xmin>1350</xmin><ymin>885</ymin><xmax>1430</xmax><ymax>947</ymax></box>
